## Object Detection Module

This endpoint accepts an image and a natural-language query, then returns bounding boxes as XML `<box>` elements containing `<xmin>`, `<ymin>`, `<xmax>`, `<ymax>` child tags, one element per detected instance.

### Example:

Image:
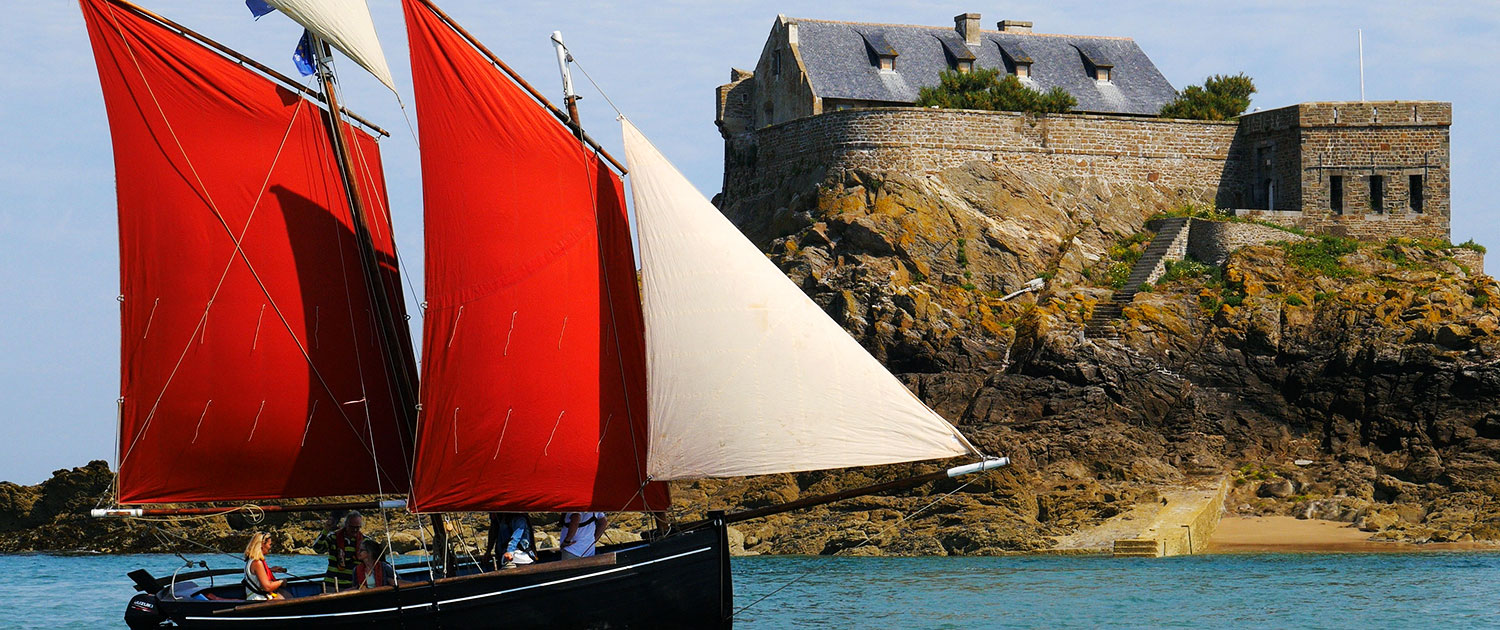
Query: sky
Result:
<box><xmin>1</xmin><ymin>1</ymin><xmax>1496</xmax><ymax>485</ymax></box>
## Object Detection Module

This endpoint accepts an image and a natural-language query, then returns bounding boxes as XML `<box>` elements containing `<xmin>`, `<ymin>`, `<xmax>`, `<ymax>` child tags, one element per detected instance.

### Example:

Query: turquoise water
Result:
<box><xmin>6</xmin><ymin>552</ymin><xmax>1497</xmax><ymax>628</ymax></box>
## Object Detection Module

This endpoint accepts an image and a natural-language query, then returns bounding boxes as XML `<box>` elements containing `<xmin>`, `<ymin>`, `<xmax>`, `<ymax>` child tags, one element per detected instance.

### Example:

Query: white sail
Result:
<box><xmin>622</xmin><ymin>119</ymin><xmax>977</xmax><ymax>480</ymax></box>
<box><xmin>265</xmin><ymin>0</ymin><xmax>397</xmax><ymax>92</ymax></box>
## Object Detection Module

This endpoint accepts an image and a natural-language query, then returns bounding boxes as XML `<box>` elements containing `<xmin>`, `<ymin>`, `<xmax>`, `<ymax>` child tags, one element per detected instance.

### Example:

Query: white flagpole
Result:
<box><xmin>1358</xmin><ymin>29</ymin><xmax>1365</xmax><ymax>101</ymax></box>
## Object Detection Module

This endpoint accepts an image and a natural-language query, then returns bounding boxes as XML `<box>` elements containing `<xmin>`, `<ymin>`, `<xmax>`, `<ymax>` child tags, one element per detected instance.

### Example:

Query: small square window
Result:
<box><xmin>1096</xmin><ymin>67</ymin><xmax>1112</xmax><ymax>82</ymax></box>
<box><xmin>957</xmin><ymin>60</ymin><xmax>972</xmax><ymax>74</ymax></box>
<box><xmin>878</xmin><ymin>57</ymin><xmax>894</xmax><ymax>71</ymax></box>
<box><xmin>1016</xmin><ymin>63</ymin><xmax>1031</xmax><ymax>78</ymax></box>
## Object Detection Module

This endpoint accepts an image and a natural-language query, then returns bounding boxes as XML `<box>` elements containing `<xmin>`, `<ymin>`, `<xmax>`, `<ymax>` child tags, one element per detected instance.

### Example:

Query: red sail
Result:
<box><xmin>82</xmin><ymin>0</ymin><xmax>415</xmax><ymax>503</ymax></box>
<box><xmin>404</xmin><ymin>0</ymin><xmax>667</xmax><ymax>513</ymax></box>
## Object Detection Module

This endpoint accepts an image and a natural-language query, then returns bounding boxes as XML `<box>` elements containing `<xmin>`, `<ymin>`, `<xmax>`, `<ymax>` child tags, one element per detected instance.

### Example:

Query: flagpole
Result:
<box><xmin>1358</xmin><ymin>29</ymin><xmax>1365</xmax><ymax>102</ymax></box>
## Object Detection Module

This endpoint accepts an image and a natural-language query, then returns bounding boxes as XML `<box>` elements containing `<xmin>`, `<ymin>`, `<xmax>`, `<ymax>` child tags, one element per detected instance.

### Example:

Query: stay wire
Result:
<box><xmin>563</xmin><ymin>48</ymin><xmax>625</xmax><ymax>119</ymax></box>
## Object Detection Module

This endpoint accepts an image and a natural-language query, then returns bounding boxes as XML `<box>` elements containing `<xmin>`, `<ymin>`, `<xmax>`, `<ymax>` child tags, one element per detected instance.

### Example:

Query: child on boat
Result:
<box><xmin>354</xmin><ymin>539</ymin><xmax>396</xmax><ymax>589</ymax></box>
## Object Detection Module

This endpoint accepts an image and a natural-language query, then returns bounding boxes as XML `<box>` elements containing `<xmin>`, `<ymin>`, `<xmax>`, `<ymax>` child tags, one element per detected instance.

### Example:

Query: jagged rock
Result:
<box><xmin>1258</xmin><ymin>479</ymin><xmax>1296</xmax><ymax>499</ymax></box>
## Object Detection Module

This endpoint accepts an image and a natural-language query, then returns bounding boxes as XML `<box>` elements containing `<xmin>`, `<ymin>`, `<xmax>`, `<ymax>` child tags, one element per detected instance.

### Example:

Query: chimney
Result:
<box><xmin>954</xmin><ymin>13</ymin><xmax>981</xmax><ymax>46</ymax></box>
<box><xmin>998</xmin><ymin>20</ymin><xmax>1033</xmax><ymax>33</ymax></box>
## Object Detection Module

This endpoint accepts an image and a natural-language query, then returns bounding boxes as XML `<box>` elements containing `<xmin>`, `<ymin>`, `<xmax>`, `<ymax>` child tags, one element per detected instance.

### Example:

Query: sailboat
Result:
<box><xmin>83</xmin><ymin>0</ymin><xmax>1007</xmax><ymax>628</ymax></box>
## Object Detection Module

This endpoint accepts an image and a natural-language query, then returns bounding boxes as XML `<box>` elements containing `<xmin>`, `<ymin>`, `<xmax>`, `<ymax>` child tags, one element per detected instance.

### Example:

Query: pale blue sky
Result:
<box><xmin>1</xmin><ymin>1</ymin><xmax>1495</xmax><ymax>484</ymax></box>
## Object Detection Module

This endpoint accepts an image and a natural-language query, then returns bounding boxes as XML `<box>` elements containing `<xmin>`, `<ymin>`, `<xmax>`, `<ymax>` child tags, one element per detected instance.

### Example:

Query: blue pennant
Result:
<box><xmin>245</xmin><ymin>0</ymin><xmax>274</xmax><ymax>18</ymax></box>
<box><xmin>293</xmin><ymin>30</ymin><xmax>317</xmax><ymax>77</ymax></box>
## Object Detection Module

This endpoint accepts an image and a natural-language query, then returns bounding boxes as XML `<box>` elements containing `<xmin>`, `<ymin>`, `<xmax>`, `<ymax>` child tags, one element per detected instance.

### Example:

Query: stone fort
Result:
<box><xmin>715</xmin><ymin>12</ymin><xmax>1452</xmax><ymax>242</ymax></box>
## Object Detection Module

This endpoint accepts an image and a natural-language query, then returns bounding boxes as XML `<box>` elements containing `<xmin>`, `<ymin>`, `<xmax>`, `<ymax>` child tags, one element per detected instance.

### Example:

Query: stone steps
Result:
<box><xmin>1111</xmin><ymin>538</ymin><xmax>1162</xmax><ymax>558</ymax></box>
<box><xmin>1084</xmin><ymin>217</ymin><xmax>1190</xmax><ymax>340</ymax></box>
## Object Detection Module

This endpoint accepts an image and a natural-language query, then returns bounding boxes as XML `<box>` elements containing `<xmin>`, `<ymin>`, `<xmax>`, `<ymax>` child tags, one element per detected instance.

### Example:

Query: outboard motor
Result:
<box><xmin>124</xmin><ymin>593</ymin><xmax>166</xmax><ymax>629</ymax></box>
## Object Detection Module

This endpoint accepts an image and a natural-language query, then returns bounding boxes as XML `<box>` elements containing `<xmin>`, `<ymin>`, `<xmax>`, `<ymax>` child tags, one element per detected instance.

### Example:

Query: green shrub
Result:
<box><xmin>1284</xmin><ymin>294</ymin><xmax>1306</xmax><ymax>306</ymax></box>
<box><xmin>1280</xmin><ymin>236</ymin><xmax>1359</xmax><ymax>277</ymax></box>
<box><xmin>916</xmin><ymin>68</ymin><xmax>1076</xmax><ymax>114</ymax></box>
<box><xmin>1159</xmin><ymin>258</ymin><xmax>1222</xmax><ymax>286</ymax></box>
<box><xmin>1313</xmin><ymin>291</ymin><xmax>1334</xmax><ymax>303</ymax></box>
<box><xmin>1475</xmin><ymin>293</ymin><xmax>1490</xmax><ymax>308</ymax></box>
<box><xmin>955</xmin><ymin>238</ymin><xmax>969</xmax><ymax>267</ymax></box>
<box><xmin>1159</xmin><ymin>73</ymin><xmax>1256</xmax><ymax>120</ymax></box>
<box><xmin>1458</xmin><ymin>239</ymin><xmax>1488</xmax><ymax>254</ymax></box>
<box><xmin>1106</xmin><ymin>261</ymin><xmax>1133</xmax><ymax>290</ymax></box>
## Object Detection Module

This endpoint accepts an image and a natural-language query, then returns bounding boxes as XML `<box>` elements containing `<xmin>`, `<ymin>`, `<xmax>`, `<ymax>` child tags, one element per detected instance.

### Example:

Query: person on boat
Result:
<box><xmin>560</xmin><ymin>512</ymin><xmax>608</xmax><ymax>559</ymax></box>
<box><xmin>312</xmin><ymin>511</ymin><xmax>364</xmax><ymax>591</ymax></box>
<box><xmin>482</xmin><ymin>512</ymin><xmax>536</xmax><ymax>569</ymax></box>
<box><xmin>353</xmin><ymin>539</ymin><xmax>396</xmax><ymax>589</ymax></box>
<box><xmin>243</xmin><ymin>533</ymin><xmax>288</xmax><ymax>601</ymax></box>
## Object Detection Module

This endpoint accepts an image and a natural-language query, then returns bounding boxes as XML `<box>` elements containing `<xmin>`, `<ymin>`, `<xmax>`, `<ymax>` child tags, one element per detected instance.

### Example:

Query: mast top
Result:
<box><xmin>103</xmin><ymin>0</ymin><xmax>389</xmax><ymax>137</ymax></box>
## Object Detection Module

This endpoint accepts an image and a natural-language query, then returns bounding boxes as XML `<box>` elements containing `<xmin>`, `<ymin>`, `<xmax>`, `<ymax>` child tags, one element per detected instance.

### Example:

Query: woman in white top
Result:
<box><xmin>243</xmin><ymin>533</ymin><xmax>287</xmax><ymax>601</ymax></box>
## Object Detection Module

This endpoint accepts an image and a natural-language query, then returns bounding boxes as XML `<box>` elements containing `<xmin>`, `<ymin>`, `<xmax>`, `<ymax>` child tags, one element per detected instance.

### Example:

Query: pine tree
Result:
<box><xmin>1159</xmin><ymin>73</ymin><xmax>1256</xmax><ymax>121</ymax></box>
<box><xmin>915</xmin><ymin>68</ymin><xmax>1075</xmax><ymax>114</ymax></box>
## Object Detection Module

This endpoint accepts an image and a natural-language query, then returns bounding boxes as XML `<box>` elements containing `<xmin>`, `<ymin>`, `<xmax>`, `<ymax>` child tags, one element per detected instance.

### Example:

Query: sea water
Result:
<box><xmin>5</xmin><ymin>552</ymin><xmax>1497</xmax><ymax>628</ymax></box>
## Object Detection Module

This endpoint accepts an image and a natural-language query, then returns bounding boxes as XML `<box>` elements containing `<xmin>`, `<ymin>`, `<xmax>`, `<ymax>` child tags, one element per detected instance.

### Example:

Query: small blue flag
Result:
<box><xmin>245</xmin><ymin>0</ymin><xmax>274</xmax><ymax>18</ymax></box>
<box><xmin>293</xmin><ymin>30</ymin><xmax>317</xmax><ymax>77</ymax></box>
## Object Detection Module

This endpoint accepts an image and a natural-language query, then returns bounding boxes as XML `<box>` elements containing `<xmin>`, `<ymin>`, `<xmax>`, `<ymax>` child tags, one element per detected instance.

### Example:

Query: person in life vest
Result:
<box><xmin>243</xmin><ymin>533</ymin><xmax>288</xmax><ymax>601</ymax></box>
<box><xmin>560</xmin><ymin>512</ymin><xmax>608</xmax><ymax>559</ymax></box>
<box><xmin>353</xmin><ymin>539</ymin><xmax>396</xmax><ymax>589</ymax></box>
<box><xmin>313</xmin><ymin>511</ymin><xmax>364</xmax><ymax>591</ymax></box>
<box><xmin>482</xmin><ymin>512</ymin><xmax>536</xmax><ymax>569</ymax></box>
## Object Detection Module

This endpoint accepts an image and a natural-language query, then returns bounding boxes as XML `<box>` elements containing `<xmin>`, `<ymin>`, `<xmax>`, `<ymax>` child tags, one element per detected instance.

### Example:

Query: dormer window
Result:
<box><xmin>859</xmin><ymin>29</ymin><xmax>898</xmax><ymax>72</ymax></box>
<box><xmin>936</xmin><ymin>31</ymin><xmax>976</xmax><ymax>74</ymax></box>
<box><xmin>1076</xmin><ymin>44</ymin><xmax>1114</xmax><ymax>83</ymax></box>
<box><xmin>998</xmin><ymin>41</ymin><xmax>1034</xmax><ymax>80</ymax></box>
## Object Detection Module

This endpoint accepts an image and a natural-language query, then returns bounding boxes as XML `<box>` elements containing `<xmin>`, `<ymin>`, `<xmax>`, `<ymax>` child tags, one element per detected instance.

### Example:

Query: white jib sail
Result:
<box><xmin>265</xmin><ymin>0</ymin><xmax>397</xmax><ymax>92</ymax></box>
<box><xmin>622</xmin><ymin>119</ymin><xmax>978</xmax><ymax>480</ymax></box>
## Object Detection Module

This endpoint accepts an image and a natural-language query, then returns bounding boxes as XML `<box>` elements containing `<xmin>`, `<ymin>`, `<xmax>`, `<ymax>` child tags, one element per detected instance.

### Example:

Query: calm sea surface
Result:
<box><xmin>5</xmin><ymin>552</ymin><xmax>1497</xmax><ymax>628</ymax></box>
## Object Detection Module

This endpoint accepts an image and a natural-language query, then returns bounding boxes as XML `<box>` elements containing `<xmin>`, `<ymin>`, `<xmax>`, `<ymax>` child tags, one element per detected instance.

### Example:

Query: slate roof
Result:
<box><xmin>790</xmin><ymin>19</ymin><xmax>1178</xmax><ymax>116</ymax></box>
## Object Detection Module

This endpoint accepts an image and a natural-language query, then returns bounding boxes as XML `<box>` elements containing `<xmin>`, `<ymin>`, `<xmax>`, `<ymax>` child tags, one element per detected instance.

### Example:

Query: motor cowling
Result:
<box><xmin>124</xmin><ymin>593</ymin><xmax>166</xmax><ymax>629</ymax></box>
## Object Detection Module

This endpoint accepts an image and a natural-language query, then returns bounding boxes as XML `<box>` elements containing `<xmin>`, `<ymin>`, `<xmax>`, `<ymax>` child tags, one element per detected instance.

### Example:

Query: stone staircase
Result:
<box><xmin>1085</xmin><ymin>217</ymin><xmax>1190</xmax><ymax>340</ymax></box>
<box><xmin>1110</xmin><ymin>538</ymin><xmax>1162</xmax><ymax>558</ymax></box>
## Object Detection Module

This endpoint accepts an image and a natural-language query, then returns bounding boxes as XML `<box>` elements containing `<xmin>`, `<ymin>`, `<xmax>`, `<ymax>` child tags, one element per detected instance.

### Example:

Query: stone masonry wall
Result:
<box><xmin>1234</xmin><ymin>102</ymin><xmax>1451</xmax><ymax>241</ymax></box>
<box><xmin>1185</xmin><ymin>219</ymin><xmax>1308</xmax><ymax>266</ymax></box>
<box><xmin>721</xmin><ymin>107</ymin><xmax>1243</xmax><ymax>210</ymax></box>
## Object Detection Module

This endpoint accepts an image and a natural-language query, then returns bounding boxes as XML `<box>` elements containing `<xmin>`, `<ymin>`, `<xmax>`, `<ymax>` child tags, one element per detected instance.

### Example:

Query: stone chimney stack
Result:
<box><xmin>954</xmin><ymin>13</ymin><xmax>981</xmax><ymax>46</ymax></box>
<box><xmin>998</xmin><ymin>19</ymin><xmax>1033</xmax><ymax>33</ymax></box>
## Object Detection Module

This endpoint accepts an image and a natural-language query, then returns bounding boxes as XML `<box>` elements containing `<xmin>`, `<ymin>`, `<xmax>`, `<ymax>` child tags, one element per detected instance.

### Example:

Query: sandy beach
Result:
<box><xmin>1209</xmin><ymin>516</ymin><xmax>1500</xmax><ymax>553</ymax></box>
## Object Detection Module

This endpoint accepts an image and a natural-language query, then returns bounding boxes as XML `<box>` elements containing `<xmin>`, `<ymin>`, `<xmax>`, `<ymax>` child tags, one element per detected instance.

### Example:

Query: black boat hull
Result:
<box><xmin>133</xmin><ymin>522</ymin><xmax>732</xmax><ymax>629</ymax></box>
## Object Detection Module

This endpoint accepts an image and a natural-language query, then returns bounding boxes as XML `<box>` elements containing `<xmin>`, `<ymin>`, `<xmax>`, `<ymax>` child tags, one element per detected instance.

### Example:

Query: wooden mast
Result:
<box><xmin>307</xmin><ymin>37</ymin><xmax>452</xmax><ymax>575</ymax></box>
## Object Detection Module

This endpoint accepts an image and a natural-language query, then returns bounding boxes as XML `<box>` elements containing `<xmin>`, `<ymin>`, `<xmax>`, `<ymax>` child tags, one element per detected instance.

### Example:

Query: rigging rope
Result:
<box><xmin>564</xmin><ymin>49</ymin><xmax>626</xmax><ymax>119</ymax></box>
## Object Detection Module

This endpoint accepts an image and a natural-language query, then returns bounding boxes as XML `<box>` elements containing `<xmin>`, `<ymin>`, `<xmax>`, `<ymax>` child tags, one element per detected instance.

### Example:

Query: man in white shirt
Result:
<box><xmin>560</xmin><ymin>512</ymin><xmax>608</xmax><ymax>559</ymax></box>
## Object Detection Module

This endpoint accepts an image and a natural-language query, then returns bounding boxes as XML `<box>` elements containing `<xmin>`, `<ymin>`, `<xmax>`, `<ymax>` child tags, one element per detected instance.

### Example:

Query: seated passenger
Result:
<box><xmin>483</xmin><ymin>512</ymin><xmax>536</xmax><ymax>569</ymax></box>
<box><xmin>353</xmin><ymin>540</ymin><xmax>396</xmax><ymax>589</ymax></box>
<box><xmin>243</xmin><ymin>533</ymin><xmax>287</xmax><ymax>601</ymax></box>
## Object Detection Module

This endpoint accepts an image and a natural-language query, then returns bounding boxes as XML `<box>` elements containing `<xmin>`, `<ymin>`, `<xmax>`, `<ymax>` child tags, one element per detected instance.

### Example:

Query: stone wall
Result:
<box><xmin>1452</xmin><ymin>249</ymin><xmax>1486</xmax><ymax>276</ymax></box>
<box><xmin>1185</xmin><ymin>219</ymin><xmax>1308</xmax><ymax>266</ymax></box>
<box><xmin>1233</xmin><ymin>101</ymin><xmax>1451</xmax><ymax>241</ymax></box>
<box><xmin>718</xmin><ymin>101</ymin><xmax>1452</xmax><ymax>245</ymax></box>
<box><xmin>721</xmin><ymin>107</ymin><xmax>1243</xmax><ymax>209</ymax></box>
